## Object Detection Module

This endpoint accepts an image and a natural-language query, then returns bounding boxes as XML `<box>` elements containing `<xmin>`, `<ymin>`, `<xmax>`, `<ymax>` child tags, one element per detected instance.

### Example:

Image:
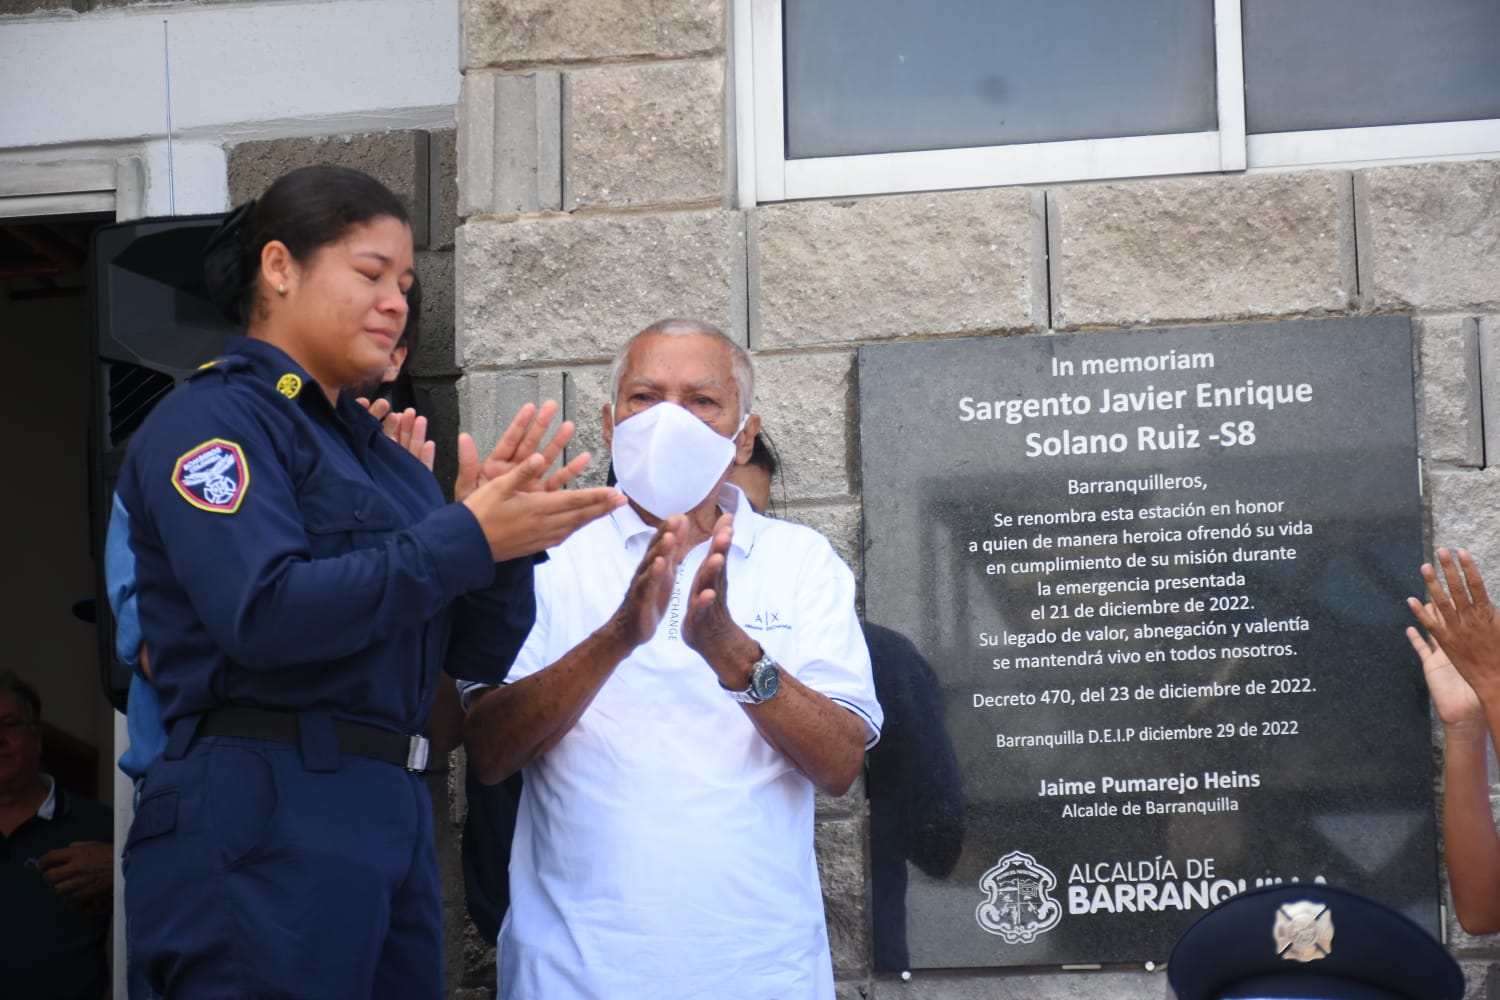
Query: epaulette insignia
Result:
<box><xmin>277</xmin><ymin>373</ymin><xmax>303</xmax><ymax>399</ymax></box>
<box><xmin>172</xmin><ymin>439</ymin><xmax>249</xmax><ymax>514</ymax></box>
<box><xmin>197</xmin><ymin>359</ymin><xmax>220</xmax><ymax>370</ymax></box>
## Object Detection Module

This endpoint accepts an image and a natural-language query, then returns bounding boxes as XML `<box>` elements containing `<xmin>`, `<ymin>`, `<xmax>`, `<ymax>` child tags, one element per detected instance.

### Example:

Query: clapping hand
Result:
<box><xmin>605</xmin><ymin>516</ymin><xmax>689</xmax><ymax>649</ymax></box>
<box><xmin>358</xmin><ymin>396</ymin><xmax>435</xmax><ymax>471</ymax></box>
<box><xmin>1406</xmin><ymin>626</ymin><xmax>1484</xmax><ymax>732</ymax></box>
<box><xmin>1408</xmin><ymin>548</ymin><xmax>1500</xmax><ymax>709</ymax></box>
<box><xmin>682</xmin><ymin>513</ymin><xmax>760</xmax><ymax>686</ymax></box>
<box><xmin>458</xmin><ymin>401</ymin><xmax>624</xmax><ymax>562</ymax></box>
<box><xmin>455</xmin><ymin>401</ymin><xmax>591</xmax><ymax>503</ymax></box>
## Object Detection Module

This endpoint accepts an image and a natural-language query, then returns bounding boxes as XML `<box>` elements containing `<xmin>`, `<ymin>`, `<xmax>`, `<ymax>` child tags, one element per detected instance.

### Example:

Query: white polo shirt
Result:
<box><xmin>473</xmin><ymin>483</ymin><xmax>881</xmax><ymax>1000</ymax></box>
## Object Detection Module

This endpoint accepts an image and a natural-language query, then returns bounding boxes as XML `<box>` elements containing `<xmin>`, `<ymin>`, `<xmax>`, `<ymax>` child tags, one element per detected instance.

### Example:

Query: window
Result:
<box><xmin>739</xmin><ymin>0</ymin><xmax>1500</xmax><ymax>202</ymax></box>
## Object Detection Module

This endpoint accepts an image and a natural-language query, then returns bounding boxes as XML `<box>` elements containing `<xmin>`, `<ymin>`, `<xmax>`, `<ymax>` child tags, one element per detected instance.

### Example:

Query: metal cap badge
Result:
<box><xmin>1273</xmin><ymin>900</ymin><xmax>1333</xmax><ymax>962</ymax></box>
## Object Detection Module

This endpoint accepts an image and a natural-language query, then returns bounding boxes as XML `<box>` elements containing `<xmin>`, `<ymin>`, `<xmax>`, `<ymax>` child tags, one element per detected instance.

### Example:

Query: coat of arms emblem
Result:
<box><xmin>976</xmin><ymin>850</ymin><xmax>1062</xmax><ymax>943</ymax></box>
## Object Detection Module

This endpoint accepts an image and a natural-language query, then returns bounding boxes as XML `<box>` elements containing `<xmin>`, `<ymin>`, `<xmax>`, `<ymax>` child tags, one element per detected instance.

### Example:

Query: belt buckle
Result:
<box><xmin>406</xmin><ymin>735</ymin><xmax>431</xmax><ymax>773</ymax></box>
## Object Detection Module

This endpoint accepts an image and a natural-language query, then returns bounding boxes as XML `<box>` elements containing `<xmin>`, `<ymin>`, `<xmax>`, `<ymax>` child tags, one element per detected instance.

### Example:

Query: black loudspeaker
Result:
<box><xmin>89</xmin><ymin>214</ymin><xmax>234</xmax><ymax>710</ymax></box>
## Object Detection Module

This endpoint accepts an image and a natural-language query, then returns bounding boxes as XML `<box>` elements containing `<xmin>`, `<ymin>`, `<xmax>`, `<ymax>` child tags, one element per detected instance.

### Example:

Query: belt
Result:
<box><xmin>196</xmin><ymin>706</ymin><xmax>431</xmax><ymax>773</ymax></box>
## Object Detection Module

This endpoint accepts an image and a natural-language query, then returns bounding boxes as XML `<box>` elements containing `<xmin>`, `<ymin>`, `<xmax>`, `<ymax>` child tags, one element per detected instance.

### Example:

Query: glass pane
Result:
<box><xmin>784</xmin><ymin>0</ymin><xmax>1217</xmax><ymax>160</ymax></box>
<box><xmin>1244</xmin><ymin>0</ymin><xmax>1500</xmax><ymax>134</ymax></box>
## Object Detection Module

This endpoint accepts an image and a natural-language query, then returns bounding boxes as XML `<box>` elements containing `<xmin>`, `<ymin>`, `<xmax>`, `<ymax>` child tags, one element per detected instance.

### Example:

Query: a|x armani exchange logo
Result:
<box><xmin>741</xmin><ymin>610</ymin><xmax>791</xmax><ymax>632</ymax></box>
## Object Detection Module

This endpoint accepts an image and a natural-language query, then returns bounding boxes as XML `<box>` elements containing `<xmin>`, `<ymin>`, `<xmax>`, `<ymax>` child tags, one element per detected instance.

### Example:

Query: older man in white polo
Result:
<box><xmin>462</xmin><ymin>318</ymin><xmax>882</xmax><ymax>998</ymax></box>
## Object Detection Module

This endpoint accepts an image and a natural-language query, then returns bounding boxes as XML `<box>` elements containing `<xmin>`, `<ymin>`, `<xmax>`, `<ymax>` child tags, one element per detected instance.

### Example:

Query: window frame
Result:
<box><xmin>737</xmin><ymin>0</ymin><xmax>1500</xmax><ymax>204</ymax></box>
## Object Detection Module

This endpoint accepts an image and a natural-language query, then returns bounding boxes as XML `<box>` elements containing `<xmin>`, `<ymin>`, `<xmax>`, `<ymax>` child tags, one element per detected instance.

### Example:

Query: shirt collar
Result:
<box><xmin>608</xmin><ymin>482</ymin><xmax>759</xmax><ymax>557</ymax></box>
<box><xmin>36</xmin><ymin>774</ymin><xmax>57</xmax><ymax>821</ymax></box>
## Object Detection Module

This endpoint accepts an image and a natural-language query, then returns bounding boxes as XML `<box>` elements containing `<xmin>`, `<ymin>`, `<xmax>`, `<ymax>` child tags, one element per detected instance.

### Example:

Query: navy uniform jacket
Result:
<box><xmin>117</xmin><ymin>336</ymin><xmax>531</xmax><ymax>734</ymax></box>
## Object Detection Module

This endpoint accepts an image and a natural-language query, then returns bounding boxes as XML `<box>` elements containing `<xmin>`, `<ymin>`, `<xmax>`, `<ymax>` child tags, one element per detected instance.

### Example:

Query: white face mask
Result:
<box><xmin>611</xmin><ymin>402</ymin><xmax>744</xmax><ymax>519</ymax></box>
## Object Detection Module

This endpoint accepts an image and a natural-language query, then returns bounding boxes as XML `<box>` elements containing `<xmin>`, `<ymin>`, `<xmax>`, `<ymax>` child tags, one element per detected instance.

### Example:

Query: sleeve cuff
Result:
<box><xmin>457</xmin><ymin>680</ymin><xmax>496</xmax><ymax>712</ymax></box>
<box><xmin>832</xmin><ymin>697</ymin><xmax>883</xmax><ymax>749</ymax></box>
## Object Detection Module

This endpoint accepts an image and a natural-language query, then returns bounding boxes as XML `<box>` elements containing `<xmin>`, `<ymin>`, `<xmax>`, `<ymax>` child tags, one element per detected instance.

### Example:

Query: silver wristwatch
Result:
<box><xmin>726</xmin><ymin>651</ymin><xmax>781</xmax><ymax>704</ymax></box>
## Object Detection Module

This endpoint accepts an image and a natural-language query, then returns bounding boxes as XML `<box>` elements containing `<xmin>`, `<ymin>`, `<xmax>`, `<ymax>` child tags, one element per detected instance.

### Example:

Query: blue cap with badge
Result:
<box><xmin>1167</xmin><ymin>883</ymin><xmax>1461</xmax><ymax>1000</ymax></box>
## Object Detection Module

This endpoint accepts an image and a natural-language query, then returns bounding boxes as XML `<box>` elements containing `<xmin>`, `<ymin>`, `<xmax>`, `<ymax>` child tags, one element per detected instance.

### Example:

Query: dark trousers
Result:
<box><xmin>124</xmin><ymin>733</ymin><xmax>441</xmax><ymax>999</ymax></box>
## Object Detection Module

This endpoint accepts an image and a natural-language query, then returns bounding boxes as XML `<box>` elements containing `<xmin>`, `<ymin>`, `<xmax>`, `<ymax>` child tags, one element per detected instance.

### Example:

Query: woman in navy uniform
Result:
<box><xmin>117</xmin><ymin>165</ymin><xmax>622</xmax><ymax>998</ymax></box>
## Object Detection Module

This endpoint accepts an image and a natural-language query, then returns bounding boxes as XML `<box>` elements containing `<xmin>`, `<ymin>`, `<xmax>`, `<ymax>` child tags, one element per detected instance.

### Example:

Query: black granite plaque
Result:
<box><xmin>858</xmin><ymin>317</ymin><xmax>1436</xmax><ymax>970</ymax></box>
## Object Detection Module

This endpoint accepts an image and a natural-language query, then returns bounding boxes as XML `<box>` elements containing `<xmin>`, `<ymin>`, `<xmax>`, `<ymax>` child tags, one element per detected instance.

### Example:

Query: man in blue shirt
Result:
<box><xmin>0</xmin><ymin>671</ymin><xmax>113</xmax><ymax>1000</ymax></box>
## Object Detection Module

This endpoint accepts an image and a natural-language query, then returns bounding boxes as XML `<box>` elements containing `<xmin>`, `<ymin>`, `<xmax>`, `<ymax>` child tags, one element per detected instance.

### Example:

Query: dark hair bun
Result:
<box><xmin>203</xmin><ymin>198</ymin><xmax>257</xmax><ymax>324</ymax></box>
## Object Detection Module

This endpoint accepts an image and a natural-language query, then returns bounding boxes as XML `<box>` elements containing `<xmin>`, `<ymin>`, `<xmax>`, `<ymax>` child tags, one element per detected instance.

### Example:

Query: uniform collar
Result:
<box><xmin>227</xmin><ymin>335</ymin><xmax>315</xmax><ymax>391</ymax></box>
<box><xmin>228</xmin><ymin>337</ymin><xmax>383</xmax><ymax>442</ymax></box>
<box><xmin>608</xmin><ymin>482</ymin><xmax>758</xmax><ymax>557</ymax></box>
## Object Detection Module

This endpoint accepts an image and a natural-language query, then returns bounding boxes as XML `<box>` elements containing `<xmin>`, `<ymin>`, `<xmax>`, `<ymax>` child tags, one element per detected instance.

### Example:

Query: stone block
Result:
<box><xmin>1050</xmin><ymin>171</ymin><xmax>1356</xmax><ymax>329</ymax></box>
<box><xmin>784</xmin><ymin>502</ymin><xmax>862</xmax><ymax>579</ymax></box>
<box><xmin>412</xmin><ymin>377</ymin><xmax>461</xmax><ymax>497</ymax></box>
<box><xmin>411</xmin><ymin>251</ymin><xmax>459</xmax><ymax>378</ymax></box>
<box><xmin>1428</xmin><ymin>467</ymin><xmax>1500</xmax><ymax>571</ymax></box>
<box><xmin>457</xmin><ymin>209</ymin><xmax>747</xmax><ymax>366</ymax></box>
<box><xmin>459</xmin><ymin>71</ymin><xmax>561</xmax><ymax>217</ymax></box>
<box><xmin>461</xmin><ymin>916</ymin><xmax>498</xmax><ymax>990</ymax></box>
<box><xmin>752</xmin><ymin>189</ymin><xmax>1044</xmax><ymax>349</ymax></box>
<box><xmin>869</xmin><ymin>969</ymin><xmax>1167</xmax><ymax>999</ymax></box>
<box><xmin>1415</xmin><ymin>316</ymin><xmax>1483</xmax><ymax>467</ymax></box>
<box><xmin>1356</xmin><ymin>160</ymin><xmax>1500</xmax><ymax>313</ymax></box>
<box><xmin>226</xmin><ymin>131</ymin><xmax>432</xmax><ymax>248</ymax></box>
<box><xmin>816</xmin><ymin>816</ymin><xmax>868</xmax><ymax>977</ymax></box>
<box><xmin>564</xmin><ymin>59</ymin><xmax>724</xmax><ymax>210</ymax></box>
<box><xmin>431</xmin><ymin>128</ymin><xmax>459</xmax><ymax>250</ymax></box>
<box><xmin>1479</xmin><ymin>316</ymin><xmax>1500</xmax><ymax>468</ymax></box>
<box><xmin>815</xmin><ymin>770</ymin><xmax>866</xmax><ymax>821</ymax></box>
<box><xmin>462</xmin><ymin>0</ymin><xmax>722</xmax><ymax>68</ymax></box>
<box><xmin>448</xmin><ymin>745</ymin><xmax>469</xmax><ymax>827</ymax></box>
<box><xmin>752</xmin><ymin>351</ymin><xmax>856</xmax><ymax>499</ymax></box>
<box><xmin>1461</xmin><ymin>960</ymin><xmax>1500</xmax><ymax>1000</ymax></box>
<box><xmin>561</xmin><ymin>364</ymin><xmax>613</xmax><ymax>489</ymax></box>
<box><xmin>457</xmin><ymin>370</ymin><xmax>567</xmax><ymax>463</ymax></box>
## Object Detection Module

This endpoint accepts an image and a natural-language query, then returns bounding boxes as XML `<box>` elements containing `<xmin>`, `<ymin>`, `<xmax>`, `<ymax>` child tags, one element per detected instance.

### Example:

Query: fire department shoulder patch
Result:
<box><xmin>172</xmin><ymin>439</ymin><xmax>249</xmax><ymax>513</ymax></box>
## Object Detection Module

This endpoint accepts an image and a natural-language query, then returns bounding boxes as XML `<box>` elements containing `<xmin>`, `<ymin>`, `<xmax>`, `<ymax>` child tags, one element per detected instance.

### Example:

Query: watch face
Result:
<box><xmin>751</xmin><ymin>659</ymin><xmax>780</xmax><ymax>700</ymax></box>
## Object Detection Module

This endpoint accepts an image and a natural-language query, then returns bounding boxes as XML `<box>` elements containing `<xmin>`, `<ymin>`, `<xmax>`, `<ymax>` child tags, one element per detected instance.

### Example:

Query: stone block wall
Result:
<box><xmin>452</xmin><ymin>4</ymin><xmax>1500</xmax><ymax>999</ymax></box>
